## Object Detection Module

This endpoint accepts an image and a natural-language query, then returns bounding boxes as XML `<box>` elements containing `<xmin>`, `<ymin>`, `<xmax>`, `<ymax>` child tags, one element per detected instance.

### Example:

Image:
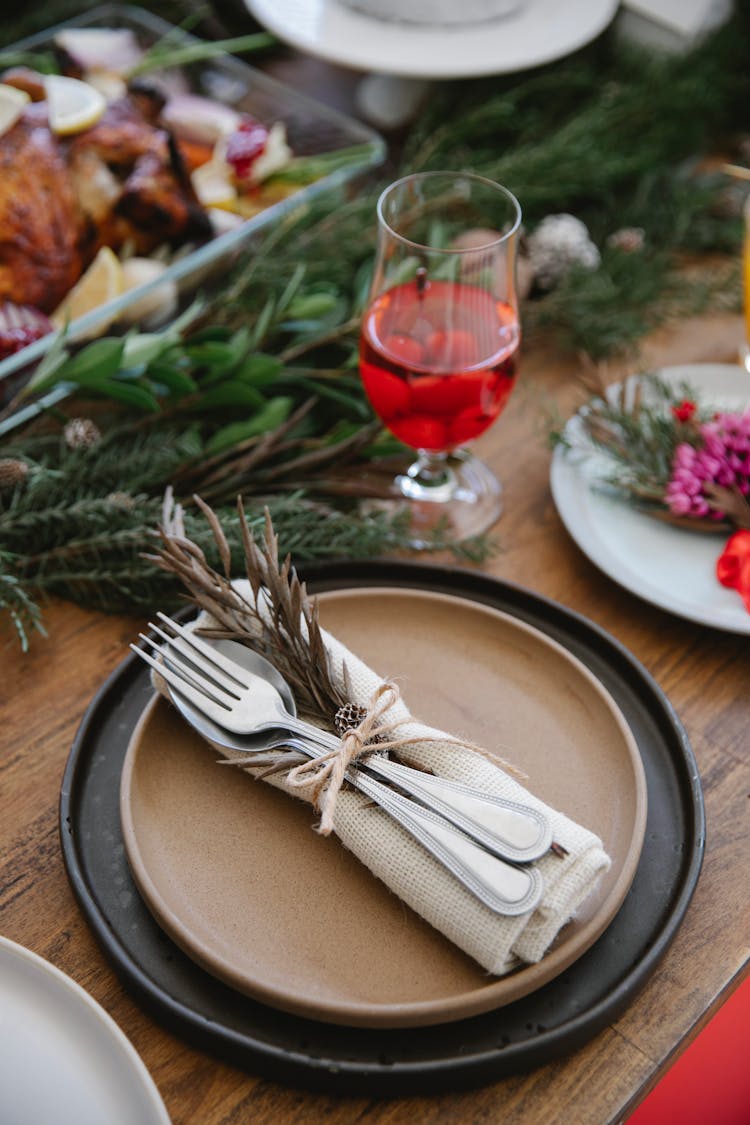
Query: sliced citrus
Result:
<box><xmin>51</xmin><ymin>247</ymin><xmax>124</xmax><ymax>331</ymax></box>
<box><xmin>0</xmin><ymin>84</ymin><xmax>30</xmax><ymax>138</ymax></box>
<box><xmin>191</xmin><ymin>159</ymin><xmax>238</xmax><ymax>209</ymax></box>
<box><xmin>44</xmin><ymin>74</ymin><xmax>106</xmax><ymax>136</ymax></box>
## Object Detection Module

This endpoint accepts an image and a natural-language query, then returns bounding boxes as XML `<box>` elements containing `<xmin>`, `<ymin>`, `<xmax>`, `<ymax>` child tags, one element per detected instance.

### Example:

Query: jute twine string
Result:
<box><xmin>282</xmin><ymin>681</ymin><xmax>525</xmax><ymax>836</ymax></box>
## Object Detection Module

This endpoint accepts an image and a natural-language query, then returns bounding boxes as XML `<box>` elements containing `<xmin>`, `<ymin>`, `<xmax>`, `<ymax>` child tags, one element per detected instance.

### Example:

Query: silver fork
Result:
<box><xmin>134</xmin><ymin>613</ymin><xmax>552</xmax><ymax>866</ymax></box>
<box><xmin>130</xmin><ymin>631</ymin><xmax>544</xmax><ymax>917</ymax></box>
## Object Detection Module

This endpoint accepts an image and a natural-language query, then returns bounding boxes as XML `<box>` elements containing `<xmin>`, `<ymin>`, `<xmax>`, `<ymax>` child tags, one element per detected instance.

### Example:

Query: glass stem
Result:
<box><xmin>398</xmin><ymin>450</ymin><xmax>457</xmax><ymax>502</ymax></box>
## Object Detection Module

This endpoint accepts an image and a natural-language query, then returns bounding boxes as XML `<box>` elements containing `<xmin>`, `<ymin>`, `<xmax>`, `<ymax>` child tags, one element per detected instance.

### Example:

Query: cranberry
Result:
<box><xmin>393</xmin><ymin>414</ymin><xmax>448</xmax><ymax>451</ymax></box>
<box><xmin>383</xmin><ymin>333</ymin><xmax>425</xmax><ymax>368</ymax></box>
<box><xmin>425</xmin><ymin>329</ymin><xmax>479</xmax><ymax>371</ymax></box>
<box><xmin>409</xmin><ymin>375</ymin><xmax>460</xmax><ymax>416</ymax></box>
<box><xmin>0</xmin><ymin>302</ymin><xmax>52</xmax><ymax>362</ymax></box>
<box><xmin>224</xmin><ymin>118</ymin><xmax>269</xmax><ymax>180</ymax></box>
<box><xmin>360</xmin><ymin>363</ymin><xmax>410</xmax><ymax>420</ymax></box>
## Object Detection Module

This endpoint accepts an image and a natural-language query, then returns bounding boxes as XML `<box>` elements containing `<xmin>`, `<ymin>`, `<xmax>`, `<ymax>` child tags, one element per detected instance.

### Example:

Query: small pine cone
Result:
<box><xmin>527</xmin><ymin>214</ymin><xmax>601</xmax><ymax>290</ymax></box>
<box><xmin>64</xmin><ymin>417</ymin><xmax>101</xmax><ymax>450</ymax></box>
<box><xmin>106</xmin><ymin>490</ymin><xmax>135</xmax><ymax>510</ymax></box>
<box><xmin>607</xmin><ymin>226</ymin><xmax>645</xmax><ymax>253</ymax></box>
<box><xmin>0</xmin><ymin>457</ymin><xmax>28</xmax><ymax>490</ymax></box>
<box><xmin>334</xmin><ymin>702</ymin><xmax>369</xmax><ymax>736</ymax></box>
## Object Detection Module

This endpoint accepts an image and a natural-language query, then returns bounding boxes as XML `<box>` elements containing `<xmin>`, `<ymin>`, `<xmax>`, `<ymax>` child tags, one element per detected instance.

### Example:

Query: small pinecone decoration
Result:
<box><xmin>334</xmin><ymin>701</ymin><xmax>368</xmax><ymax>737</ymax></box>
<box><xmin>64</xmin><ymin>417</ymin><xmax>101</xmax><ymax>450</ymax></box>
<box><xmin>0</xmin><ymin>457</ymin><xmax>28</xmax><ymax>491</ymax></box>
<box><xmin>606</xmin><ymin>226</ymin><xmax>646</xmax><ymax>253</ymax></box>
<box><xmin>527</xmin><ymin>213</ymin><xmax>601</xmax><ymax>290</ymax></box>
<box><xmin>106</xmin><ymin>490</ymin><xmax>135</xmax><ymax>510</ymax></box>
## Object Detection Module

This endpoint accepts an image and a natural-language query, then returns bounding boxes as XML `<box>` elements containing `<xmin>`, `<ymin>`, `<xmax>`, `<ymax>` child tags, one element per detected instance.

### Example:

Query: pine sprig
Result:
<box><xmin>0</xmin><ymin>490</ymin><xmax>419</xmax><ymax>630</ymax></box>
<box><xmin>0</xmin><ymin>552</ymin><xmax>46</xmax><ymax>651</ymax></box>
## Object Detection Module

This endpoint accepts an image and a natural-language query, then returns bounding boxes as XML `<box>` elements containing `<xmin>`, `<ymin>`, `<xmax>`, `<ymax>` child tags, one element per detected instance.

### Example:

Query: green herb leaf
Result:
<box><xmin>206</xmin><ymin>396</ymin><xmax>294</xmax><ymax>453</ymax></box>
<box><xmin>237</xmin><ymin>354</ymin><xmax>282</xmax><ymax>386</ymax></box>
<box><xmin>92</xmin><ymin>380</ymin><xmax>160</xmax><ymax>412</ymax></box>
<box><xmin>196</xmin><ymin>380</ymin><xmax>267</xmax><ymax>410</ymax></box>
<box><xmin>146</xmin><ymin>360</ymin><xmax>198</xmax><ymax>397</ymax></box>
<box><xmin>290</xmin><ymin>376</ymin><xmax>370</xmax><ymax>419</ymax></box>
<box><xmin>57</xmin><ymin>338</ymin><xmax>127</xmax><ymax>386</ymax></box>
<box><xmin>0</xmin><ymin>49</ymin><xmax>58</xmax><ymax>73</ymax></box>
<box><xmin>285</xmin><ymin>292</ymin><xmax>341</xmax><ymax>320</ymax></box>
<box><xmin>267</xmin><ymin>144</ymin><xmax>381</xmax><ymax>185</ymax></box>
<box><xmin>23</xmin><ymin>330</ymin><xmax>70</xmax><ymax>394</ymax></box>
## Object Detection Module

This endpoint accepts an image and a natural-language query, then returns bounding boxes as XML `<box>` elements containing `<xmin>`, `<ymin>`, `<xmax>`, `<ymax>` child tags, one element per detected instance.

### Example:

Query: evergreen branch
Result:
<box><xmin>0</xmin><ymin>553</ymin><xmax>46</xmax><ymax>651</ymax></box>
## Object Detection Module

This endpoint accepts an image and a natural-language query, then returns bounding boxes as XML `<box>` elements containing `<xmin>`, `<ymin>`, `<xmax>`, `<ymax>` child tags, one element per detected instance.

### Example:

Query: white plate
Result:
<box><xmin>550</xmin><ymin>364</ymin><xmax>750</xmax><ymax>634</ymax></box>
<box><xmin>0</xmin><ymin>935</ymin><xmax>170</xmax><ymax>1125</ymax></box>
<box><xmin>243</xmin><ymin>0</ymin><xmax>619</xmax><ymax>78</ymax></box>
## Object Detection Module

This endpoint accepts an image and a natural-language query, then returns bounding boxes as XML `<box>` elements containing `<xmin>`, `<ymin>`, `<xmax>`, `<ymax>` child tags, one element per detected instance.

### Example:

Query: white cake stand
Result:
<box><xmin>242</xmin><ymin>0</ymin><xmax>620</xmax><ymax>79</ymax></box>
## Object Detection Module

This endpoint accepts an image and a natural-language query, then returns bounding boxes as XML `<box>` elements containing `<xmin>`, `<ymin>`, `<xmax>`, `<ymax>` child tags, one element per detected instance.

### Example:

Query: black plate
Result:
<box><xmin>59</xmin><ymin>562</ymin><xmax>704</xmax><ymax>1096</ymax></box>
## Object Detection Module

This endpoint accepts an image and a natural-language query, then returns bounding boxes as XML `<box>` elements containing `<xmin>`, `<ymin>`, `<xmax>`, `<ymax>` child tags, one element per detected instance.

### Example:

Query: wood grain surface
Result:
<box><xmin>2</xmin><ymin>307</ymin><xmax>748</xmax><ymax>1123</ymax></box>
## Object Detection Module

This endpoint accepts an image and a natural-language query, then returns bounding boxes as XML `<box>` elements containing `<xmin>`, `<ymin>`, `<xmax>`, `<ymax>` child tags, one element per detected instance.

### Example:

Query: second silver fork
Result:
<box><xmin>131</xmin><ymin>623</ymin><xmax>546</xmax><ymax>916</ymax></box>
<box><xmin>134</xmin><ymin>613</ymin><xmax>552</xmax><ymax>867</ymax></box>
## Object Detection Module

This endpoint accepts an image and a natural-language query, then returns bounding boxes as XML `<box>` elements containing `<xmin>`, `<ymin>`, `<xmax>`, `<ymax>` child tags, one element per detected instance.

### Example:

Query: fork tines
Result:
<box><xmin>129</xmin><ymin>612</ymin><xmax>250</xmax><ymax>713</ymax></box>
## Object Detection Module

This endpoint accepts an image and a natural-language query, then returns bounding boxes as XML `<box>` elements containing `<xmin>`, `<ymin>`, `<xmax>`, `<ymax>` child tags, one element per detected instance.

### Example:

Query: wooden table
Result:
<box><xmin>2</xmin><ymin>303</ymin><xmax>748</xmax><ymax>1123</ymax></box>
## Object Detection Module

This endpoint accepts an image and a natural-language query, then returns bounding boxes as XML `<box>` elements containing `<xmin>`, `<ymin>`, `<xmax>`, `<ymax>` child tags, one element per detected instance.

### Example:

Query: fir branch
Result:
<box><xmin>0</xmin><ymin>552</ymin><xmax>46</xmax><ymax>652</ymax></box>
<box><xmin>0</xmin><ymin>467</ymin><xmax>492</xmax><ymax>646</ymax></box>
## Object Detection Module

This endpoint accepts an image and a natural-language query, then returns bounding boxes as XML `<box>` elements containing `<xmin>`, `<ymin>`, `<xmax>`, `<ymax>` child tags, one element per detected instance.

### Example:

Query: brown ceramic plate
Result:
<box><xmin>120</xmin><ymin>587</ymin><xmax>647</xmax><ymax>1029</ymax></box>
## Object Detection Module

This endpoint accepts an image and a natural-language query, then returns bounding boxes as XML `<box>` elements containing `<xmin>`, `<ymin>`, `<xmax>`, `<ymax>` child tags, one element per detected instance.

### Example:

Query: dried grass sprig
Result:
<box><xmin>147</xmin><ymin>490</ymin><xmax>347</xmax><ymax>725</ymax></box>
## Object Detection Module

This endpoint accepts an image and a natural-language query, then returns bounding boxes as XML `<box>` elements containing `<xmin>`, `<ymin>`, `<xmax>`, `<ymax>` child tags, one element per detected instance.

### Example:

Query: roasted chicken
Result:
<box><xmin>0</xmin><ymin>102</ymin><xmax>84</xmax><ymax>312</ymax></box>
<box><xmin>0</xmin><ymin>70</ymin><xmax>211</xmax><ymax>314</ymax></box>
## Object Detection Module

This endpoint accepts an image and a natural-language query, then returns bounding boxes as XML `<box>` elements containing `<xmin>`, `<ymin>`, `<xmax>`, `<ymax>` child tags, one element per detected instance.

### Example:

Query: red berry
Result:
<box><xmin>0</xmin><ymin>301</ymin><xmax>52</xmax><ymax>362</ymax></box>
<box><xmin>448</xmin><ymin>407</ymin><xmax>493</xmax><ymax>446</ymax></box>
<box><xmin>671</xmin><ymin>399</ymin><xmax>697</xmax><ymax>423</ymax></box>
<box><xmin>425</xmin><ymin>329</ymin><xmax>479</xmax><ymax>371</ymax></box>
<box><xmin>360</xmin><ymin>363</ymin><xmax>410</xmax><ymax>420</ymax></box>
<box><xmin>409</xmin><ymin>375</ymin><xmax>468</xmax><ymax>415</ymax></box>
<box><xmin>383</xmin><ymin>333</ymin><xmax>425</xmax><ymax>368</ymax></box>
<box><xmin>225</xmin><ymin>118</ymin><xmax>269</xmax><ymax>180</ymax></box>
<box><xmin>393</xmin><ymin>414</ymin><xmax>448</xmax><ymax>451</ymax></box>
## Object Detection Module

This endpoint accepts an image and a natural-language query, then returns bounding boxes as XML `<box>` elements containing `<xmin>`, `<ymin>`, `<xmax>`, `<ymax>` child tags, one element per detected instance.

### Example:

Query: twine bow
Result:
<box><xmin>282</xmin><ymin>681</ymin><xmax>526</xmax><ymax>836</ymax></box>
<box><xmin>285</xmin><ymin>682</ymin><xmax>415</xmax><ymax>835</ymax></box>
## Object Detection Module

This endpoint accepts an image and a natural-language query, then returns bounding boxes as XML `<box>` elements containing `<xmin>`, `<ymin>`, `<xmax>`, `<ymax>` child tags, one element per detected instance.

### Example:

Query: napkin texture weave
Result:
<box><xmin>160</xmin><ymin>584</ymin><xmax>611</xmax><ymax>976</ymax></box>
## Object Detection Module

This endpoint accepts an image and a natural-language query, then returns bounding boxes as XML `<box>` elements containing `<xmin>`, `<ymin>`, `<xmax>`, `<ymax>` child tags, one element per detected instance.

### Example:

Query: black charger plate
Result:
<box><xmin>59</xmin><ymin>562</ymin><xmax>704</xmax><ymax>1096</ymax></box>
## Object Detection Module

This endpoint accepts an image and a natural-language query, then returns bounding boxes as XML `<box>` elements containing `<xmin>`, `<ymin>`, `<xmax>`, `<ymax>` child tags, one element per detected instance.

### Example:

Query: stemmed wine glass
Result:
<box><xmin>359</xmin><ymin>170</ymin><xmax>522</xmax><ymax>545</ymax></box>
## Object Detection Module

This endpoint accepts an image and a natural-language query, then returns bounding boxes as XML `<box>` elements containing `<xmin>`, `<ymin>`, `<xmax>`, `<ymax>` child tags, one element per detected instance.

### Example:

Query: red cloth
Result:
<box><xmin>716</xmin><ymin>531</ymin><xmax>750</xmax><ymax>612</ymax></box>
<box><xmin>627</xmin><ymin>974</ymin><xmax>750</xmax><ymax>1125</ymax></box>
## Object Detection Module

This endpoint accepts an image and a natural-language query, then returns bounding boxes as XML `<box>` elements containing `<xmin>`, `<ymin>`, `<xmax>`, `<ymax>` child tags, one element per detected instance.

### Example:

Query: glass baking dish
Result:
<box><xmin>0</xmin><ymin>3</ymin><xmax>384</xmax><ymax>395</ymax></box>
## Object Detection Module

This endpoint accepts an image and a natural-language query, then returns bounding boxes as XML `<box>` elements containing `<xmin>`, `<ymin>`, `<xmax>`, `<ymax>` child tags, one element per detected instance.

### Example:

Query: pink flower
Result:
<box><xmin>665</xmin><ymin>409</ymin><xmax>750</xmax><ymax>521</ymax></box>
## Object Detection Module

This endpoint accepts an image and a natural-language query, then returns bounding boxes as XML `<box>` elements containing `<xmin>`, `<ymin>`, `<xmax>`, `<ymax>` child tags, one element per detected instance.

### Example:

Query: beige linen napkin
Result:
<box><xmin>158</xmin><ymin>583</ymin><xmax>611</xmax><ymax>976</ymax></box>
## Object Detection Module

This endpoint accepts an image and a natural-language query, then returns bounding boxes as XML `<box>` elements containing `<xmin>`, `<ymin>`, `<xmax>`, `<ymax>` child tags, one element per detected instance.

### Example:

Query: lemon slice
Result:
<box><xmin>52</xmin><ymin>246</ymin><xmax>124</xmax><ymax>332</ymax></box>
<box><xmin>191</xmin><ymin>159</ymin><xmax>238</xmax><ymax>209</ymax></box>
<box><xmin>44</xmin><ymin>74</ymin><xmax>106</xmax><ymax>136</ymax></box>
<box><xmin>0</xmin><ymin>84</ymin><xmax>30</xmax><ymax>138</ymax></box>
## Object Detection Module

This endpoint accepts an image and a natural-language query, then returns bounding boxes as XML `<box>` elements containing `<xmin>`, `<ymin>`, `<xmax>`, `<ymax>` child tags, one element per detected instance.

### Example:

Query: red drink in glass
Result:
<box><xmin>360</xmin><ymin>278</ymin><xmax>520</xmax><ymax>452</ymax></box>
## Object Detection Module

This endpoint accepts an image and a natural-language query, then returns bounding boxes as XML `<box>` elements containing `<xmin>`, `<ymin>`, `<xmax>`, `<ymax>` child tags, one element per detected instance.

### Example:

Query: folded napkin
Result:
<box><xmin>158</xmin><ymin>582</ymin><xmax>610</xmax><ymax>976</ymax></box>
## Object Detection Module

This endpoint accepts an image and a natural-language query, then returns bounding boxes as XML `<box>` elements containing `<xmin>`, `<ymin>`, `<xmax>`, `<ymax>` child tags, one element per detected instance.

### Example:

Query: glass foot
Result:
<box><xmin>393</xmin><ymin>450</ymin><xmax>503</xmax><ymax>548</ymax></box>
